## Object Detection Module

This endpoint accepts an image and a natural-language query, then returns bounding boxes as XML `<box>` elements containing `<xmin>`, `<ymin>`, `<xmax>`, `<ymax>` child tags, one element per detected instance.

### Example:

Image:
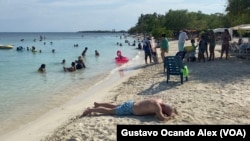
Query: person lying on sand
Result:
<box><xmin>80</xmin><ymin>98</ymin><xmax>177</xmax><ymax>121</ymax></box>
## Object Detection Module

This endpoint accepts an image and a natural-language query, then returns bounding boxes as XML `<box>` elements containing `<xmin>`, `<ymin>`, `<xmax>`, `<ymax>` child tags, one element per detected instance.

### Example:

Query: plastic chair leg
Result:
<box><xmin>180</xmin><ymin>74</ymin><xmax>183</xmax><ymax>84</ymax></box>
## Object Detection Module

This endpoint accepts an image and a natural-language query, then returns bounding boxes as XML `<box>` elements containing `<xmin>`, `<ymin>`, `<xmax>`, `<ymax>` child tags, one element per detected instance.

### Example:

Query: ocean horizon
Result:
<box><xmin>0</xmin><ymin>32</ymin><xmax>144</xmax><ymax>135</ymax></box>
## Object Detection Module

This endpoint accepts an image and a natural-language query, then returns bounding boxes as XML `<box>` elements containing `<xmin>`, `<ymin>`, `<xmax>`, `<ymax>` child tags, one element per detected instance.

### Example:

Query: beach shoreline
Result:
<box><xmin>0</xmin><ymin>32</ymin><xmax>141</xmax><ymax>139</ymax></box>
<box><xmin>0</xmin><ymin>62</ymin><xmax>143</xmax><ymax>141</ymax></box>
<box><xmin>1</xmin><ymin>40</ymin><xmax>250</xmax><ymax>141</ymax></box>
<box><xmin>0</xmin><ymin>48</ymin><xmax>145</xmax><ymax>141</ymax></box>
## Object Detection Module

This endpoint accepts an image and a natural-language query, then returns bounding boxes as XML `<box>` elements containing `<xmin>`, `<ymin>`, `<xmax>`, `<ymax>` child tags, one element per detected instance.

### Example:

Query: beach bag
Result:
<box><xmin>182</xmin><ymin>65</ymin><xmax>189</xmax><ymax>77</ymax></box>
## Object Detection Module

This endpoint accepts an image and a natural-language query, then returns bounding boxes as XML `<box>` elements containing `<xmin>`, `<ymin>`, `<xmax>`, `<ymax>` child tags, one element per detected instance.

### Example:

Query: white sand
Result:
<box><xmin>1</xmin><ymin>40</ymin><xmax>250</xmax><ymax>141</ymax></box>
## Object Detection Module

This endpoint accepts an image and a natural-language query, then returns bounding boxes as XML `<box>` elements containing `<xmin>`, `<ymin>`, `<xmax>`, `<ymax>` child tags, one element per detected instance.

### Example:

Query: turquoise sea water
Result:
<box><xmin>0</xmin><ymin>32</ymin><xmax>143</xmax><ymax>134</ymax></box>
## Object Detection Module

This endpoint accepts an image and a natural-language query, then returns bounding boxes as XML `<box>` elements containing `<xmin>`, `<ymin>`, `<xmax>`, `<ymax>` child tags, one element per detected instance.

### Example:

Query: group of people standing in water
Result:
<box><xmin>38</xmin><ymin>46</ymin><xmax>100</xmax><ymax>73</ymax></box>
<box><xmin>62</xmin><ymin>47</ymin><xmax>89</xmax><ymax>72</ymax></box>
<box><xmin>63</xmin><ymin>56</ymin><xmax>86</xmax><ymax>72</ymax></box>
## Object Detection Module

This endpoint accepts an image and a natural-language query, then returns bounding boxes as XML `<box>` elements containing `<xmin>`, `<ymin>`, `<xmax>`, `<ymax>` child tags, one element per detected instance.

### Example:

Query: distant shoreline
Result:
<box><xmin>77</xmin><ymin>30</ymin><xmax>127</xmax><ymax>33</ymax></box>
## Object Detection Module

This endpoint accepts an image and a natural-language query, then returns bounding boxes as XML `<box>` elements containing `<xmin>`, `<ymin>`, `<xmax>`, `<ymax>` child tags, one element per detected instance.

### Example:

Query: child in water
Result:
<box><xmin>116</xmin><ymin>50</ymin><xmax>124</xmax><ymax>59</ymax></box>
<box><xmin>95</xmin><ymin>50</ymin><xmax>100</xmax><ymax>56</ymax></box>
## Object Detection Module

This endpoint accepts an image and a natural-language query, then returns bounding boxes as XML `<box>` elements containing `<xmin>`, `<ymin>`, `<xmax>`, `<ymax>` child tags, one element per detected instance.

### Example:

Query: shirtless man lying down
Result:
<box><xmin>80</xmin><ymin>98</ymin><xmax>177</xmax><ymax>121</ymax></box>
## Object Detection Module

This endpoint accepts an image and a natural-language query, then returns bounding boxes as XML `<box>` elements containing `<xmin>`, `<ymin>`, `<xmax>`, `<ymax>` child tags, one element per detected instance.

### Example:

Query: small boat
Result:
<box><xmin>0</xmin><ymin>45</ymin><xmax>14</xmax><ymax>49</ymax></box>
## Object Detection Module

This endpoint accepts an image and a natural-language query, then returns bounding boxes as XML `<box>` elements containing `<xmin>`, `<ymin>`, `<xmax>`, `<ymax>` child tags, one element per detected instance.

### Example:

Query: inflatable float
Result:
<box><xmin>0</xmin><ymin>45</ymin><xmax>13</xmax><ymax>49</ymax></box>
<box><xmin>32</xmin><ymin>49</ymin><xmax>37</xmax><ymax>52</ymax></box>
<box><xmin>115</xmin><ymin>50</ymin><xmax>128</xmax><ymax>64</ymax></box>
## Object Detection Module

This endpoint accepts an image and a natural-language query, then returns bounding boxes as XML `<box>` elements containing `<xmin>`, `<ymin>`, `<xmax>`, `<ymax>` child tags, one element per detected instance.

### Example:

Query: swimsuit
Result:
<box><xmin>115</xmin><ymin>100</ymin><xmax>134</xmax><ymax>115</ymax></box>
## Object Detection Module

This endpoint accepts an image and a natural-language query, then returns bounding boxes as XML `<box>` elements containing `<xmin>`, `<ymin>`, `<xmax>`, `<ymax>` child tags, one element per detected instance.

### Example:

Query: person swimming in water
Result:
<box><xmin>116</xmin><ymin>50</ymin><xmax>124</xmax><ymax>59</ymax></box>
<box><xmin>95</xmin><ymin>50</ymin><xmax>100</xmax><ymax>56</ymax></box>
<box><xmin>75</xmin><ymin>56</ymin><xmax>86</xmax><ymax>69</ymax></box>
<box><xmin>61</xmin><ymin>59</ymin><xmax>66</xmax><ymax>64</ymax></box>
<box><xmin>63</xmin><ymin>62</ymin><xmax>76</xmax><ymax>72</ymax></box>
<box><xmin>82</xmin><ymin>47</ymin><xmax>88</xmax><ymax>56</ymax></box>
<box><xmin>38</xmin><ymin>64</ymin><xmax>46</xmax><ymax>73</ymax></box>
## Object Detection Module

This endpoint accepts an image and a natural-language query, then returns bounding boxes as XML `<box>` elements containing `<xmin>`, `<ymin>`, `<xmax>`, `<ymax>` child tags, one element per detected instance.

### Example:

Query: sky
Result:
<box><xmin>0</xmin><ymin>0</ymin><xmax>227</xmax><ymax>32</ymax></box>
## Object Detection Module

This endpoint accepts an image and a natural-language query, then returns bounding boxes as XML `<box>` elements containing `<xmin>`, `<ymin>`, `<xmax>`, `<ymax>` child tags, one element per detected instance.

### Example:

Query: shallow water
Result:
<box><xmin>0</xmin><ymin>32</ymin><xmax>143</xmax><ymax>134</ymax></box>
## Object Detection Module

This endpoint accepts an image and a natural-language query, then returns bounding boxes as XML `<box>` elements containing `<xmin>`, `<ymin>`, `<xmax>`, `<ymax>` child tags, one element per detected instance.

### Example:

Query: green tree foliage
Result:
<box><xmin>226</xmin><ymin>0</ymin><xmax>250</xmax><ymax>25</ymax></box>
<box><xmin>128</xmin><ymin>10</ymin><xmax>227</xmax><ymax>38</ymax></box>
<box><xmin>164</xmin><ymin>10</ymin><xmax>189</xmax><ymax>30</ymax></box>
<box><xmin>128</xmin><ymin>1</ymin><xmax>249</xmax><ymax>38</ymax></box>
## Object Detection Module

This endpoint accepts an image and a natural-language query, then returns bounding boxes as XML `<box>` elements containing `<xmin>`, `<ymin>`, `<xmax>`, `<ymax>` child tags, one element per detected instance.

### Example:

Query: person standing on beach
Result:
<box><xmin>208</xmin><ymin>30</ymin><xmax>216</xmax><ymax>61</ymax></box>
<box><xmin>159</xmin><ymin>34</ymin><xmax>169</xmax><ymax>63</ymax></box>
<box><xmin>178</xmin><ymin>30</ymin><xmax>188</xmax><ymax>51</ymax></box>
<box><xmin>80</xmin><ymin>98</ymin><xmax>177</xmax><ymax>121</ymax></box>
<box><xmin>220</xmin><ymin>29</ymin><xmax>231</xmax><ymax>59</ymax></box>
<box><xmin>143</xmin><ymin>37</ymin><xmax>152</xmax><ymax>64</ymax></box>
<box><xmin>198</xmin><ymin>34</ymin><xmax>208</xmax><ymax>62</ymax></box>
<box><xmin>149</xmin><ymin>36</ymin><xmax>159</xmax><ymax>63</ymax></box>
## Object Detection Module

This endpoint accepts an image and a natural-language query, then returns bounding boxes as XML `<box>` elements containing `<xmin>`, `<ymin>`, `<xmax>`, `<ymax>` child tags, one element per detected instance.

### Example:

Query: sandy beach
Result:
<box><xmin>1</xmin><ymin>40</ymin><xmax>250</xmax><ymax>141</ymax></box>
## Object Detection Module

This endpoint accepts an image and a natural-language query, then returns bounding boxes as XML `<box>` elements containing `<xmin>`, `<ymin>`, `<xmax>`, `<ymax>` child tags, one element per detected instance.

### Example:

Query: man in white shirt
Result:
<box><xmin>178</xmin><ymin>30</ymin><xmax>188</xmax><ymax>51</ymax></box>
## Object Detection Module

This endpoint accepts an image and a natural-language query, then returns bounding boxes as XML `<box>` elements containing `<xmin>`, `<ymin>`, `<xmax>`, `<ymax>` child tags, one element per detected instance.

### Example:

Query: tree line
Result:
<box><xmin>128</xmin><ymin>0</ymin><xmax>250</xmax><ymax>39</ymax></box>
